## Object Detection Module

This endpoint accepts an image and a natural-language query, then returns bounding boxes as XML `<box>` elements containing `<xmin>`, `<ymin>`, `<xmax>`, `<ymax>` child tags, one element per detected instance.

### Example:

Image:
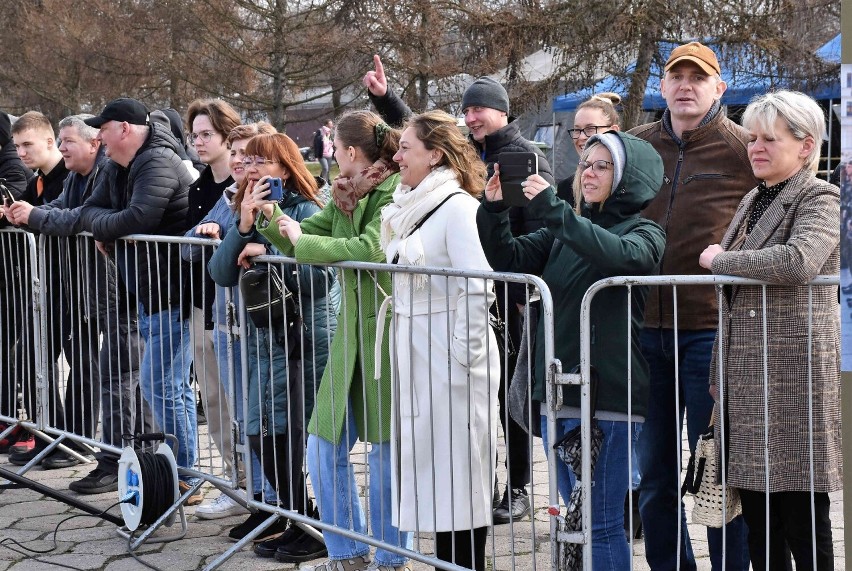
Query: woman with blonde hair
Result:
<box><xmin>700</xmin><ymin>90</ymin><xmax>840</xmax><ymax>570</ymax></box>
<box><xmin>556</xmin><ymin>93</ymin><xmax>621</xmax><ymax>202</ymax></box>
<box><xmin>381</xmin><ymin>110</ymin><xmax>498</xmax><ymax>571</ymax></box>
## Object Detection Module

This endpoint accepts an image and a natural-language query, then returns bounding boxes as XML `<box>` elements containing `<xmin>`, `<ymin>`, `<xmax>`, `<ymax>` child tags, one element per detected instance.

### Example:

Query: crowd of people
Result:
<box><xmin>0</xmin><ymin>40</ymin><xmax>841</xmax><ymax>571</ymax></box>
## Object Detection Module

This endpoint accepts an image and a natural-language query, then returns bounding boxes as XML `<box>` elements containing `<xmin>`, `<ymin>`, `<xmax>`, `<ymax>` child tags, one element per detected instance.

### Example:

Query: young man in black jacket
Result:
<box><xmin>0</xmin><ymin>110</ymin><xmax>34</xmax><ymax>453</ymax></box>
<box><xmin>5</xmin><ymin>111</ymin><xmax>86</xmax><ymax>467</ymax></box>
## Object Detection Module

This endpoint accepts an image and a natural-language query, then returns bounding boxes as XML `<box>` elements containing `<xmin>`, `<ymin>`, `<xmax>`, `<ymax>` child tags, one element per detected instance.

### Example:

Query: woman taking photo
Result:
<box><xmin>256</xmin><ymin>110</ymin><xmax>412</xmax><ymax>571</ymax></box>
<box><xmin>208</xmin><ymin>133</ymin><xmax>338</xmax><ymax>561</ymax></box>
<box><xmin>477</xmin><ymin>131</ymin><xmax>666</xmax><ymax>570</ymax></box>
<box><xmin>381</xmin><ymin>110</ymin><xmax>499</xmax><ymax>571</ymax></box>
<box><xmin>699</xmin><ymin>90</ymin><xmax>840</xmax><ymax>570</ymax></box>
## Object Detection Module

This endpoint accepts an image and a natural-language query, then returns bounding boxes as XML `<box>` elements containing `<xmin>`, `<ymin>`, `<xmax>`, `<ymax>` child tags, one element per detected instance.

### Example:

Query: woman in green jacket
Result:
<box><xmin>255</xmin><ymin>110</ymin><xmax>412</xmax><ymax>571</ymax></box>
<box><xmin>477</xmin><ymin>131</ymin><xmax>666</xmax><ymax>570</ymax></box>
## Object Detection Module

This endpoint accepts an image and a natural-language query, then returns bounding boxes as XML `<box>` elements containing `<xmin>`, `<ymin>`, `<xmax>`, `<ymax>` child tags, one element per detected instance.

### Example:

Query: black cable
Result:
<box><xmin>0</xmin><ymin>447</ymin><xmax>175</xmax><ymax>571</ymax></box>
<box><xmin>0</xmin><ymin>498</ymin><xmax>127</xmax><ymax>570</ymax></box>
<box><xmin>135</xmin><ymin>450</ymin><xmax>175</xmax><ymax>526</ymax></box>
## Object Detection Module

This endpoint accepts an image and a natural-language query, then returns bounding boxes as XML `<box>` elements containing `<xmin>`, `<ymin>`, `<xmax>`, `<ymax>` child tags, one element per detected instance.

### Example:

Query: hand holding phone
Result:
<box><xmin>498</xmin><ymin>152</ymin><xmax>539</xmax><ymax>207</ymax></box>
<box><xmin>267</xmin><ymin>177</ymin><xmax>284</xmax><ymax>201</ymax></box>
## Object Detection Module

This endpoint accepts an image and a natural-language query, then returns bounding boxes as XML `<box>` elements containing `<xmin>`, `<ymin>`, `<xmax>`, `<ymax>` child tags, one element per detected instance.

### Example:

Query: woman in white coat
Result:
<box><xmin>380</xmin><ymin>110</ymin><xmax>499</xmax><ymax>571</ymax></box>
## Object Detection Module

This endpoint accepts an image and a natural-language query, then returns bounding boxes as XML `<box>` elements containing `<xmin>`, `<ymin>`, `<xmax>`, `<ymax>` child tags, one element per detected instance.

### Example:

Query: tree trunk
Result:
<box><xmin>622</xmin><ymin>25</ymin><xmax>659</xmax><ymax>130</ymax></box>
<box><xmin>270</xmin><ymin>0</ymin><xmax>288</xmax><ymax>131</ymax></box>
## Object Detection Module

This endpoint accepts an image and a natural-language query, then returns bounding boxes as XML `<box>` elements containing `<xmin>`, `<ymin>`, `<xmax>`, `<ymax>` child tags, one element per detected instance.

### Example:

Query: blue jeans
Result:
<box><xmin>138</xmin><ymin>304</ymin><xmax>197</xmax><ymax>480</ymax></box>
<box><xmin>212</xmin><ymin>329</ymin><xmax>276</xmax><ymax>501</ymax></box>
<box><xmin>636</xmin><ymin>328</ymin><xmax>748</xmax><ymax>571</ymax></box>
<box><xmin>542</xmin><ymin>416</ymin><xmax>633</xmax><ymax>571</ymax></box>
<box><xmin>306</xmin><ymin>405</ymin><xmax>412</xmax><ymax>566</ymax></box>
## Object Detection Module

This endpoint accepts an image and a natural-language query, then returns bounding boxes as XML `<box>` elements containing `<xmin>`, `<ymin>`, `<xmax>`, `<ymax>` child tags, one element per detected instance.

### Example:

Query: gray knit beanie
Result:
<box><xmin>461</xmin><ymin>77</ymin><xmax>510</xmax><ymax>114</ymax></box>
<box><xmin>586</xmin><ymin>132</ymin><xmax>626</xmax><ymax>190</ymax></box>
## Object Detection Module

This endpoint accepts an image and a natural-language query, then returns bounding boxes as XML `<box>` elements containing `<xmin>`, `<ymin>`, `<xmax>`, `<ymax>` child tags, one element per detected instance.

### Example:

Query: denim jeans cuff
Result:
<box><xmin>329</xmin><ymin>548</ymin><xmax>370</xmax><ymax>561</ymax></box>
<box><xmin>374</xmin><ymin>552</ymin><xmax>408</xmax><ymax>566</ymax></box>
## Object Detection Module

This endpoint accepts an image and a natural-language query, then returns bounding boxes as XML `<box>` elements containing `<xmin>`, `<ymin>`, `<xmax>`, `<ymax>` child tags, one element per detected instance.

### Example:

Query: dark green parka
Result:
<box><xmin>477</xmin><ymin>131</ymin><xmax>666</xmax><ymax>417</ymax></box>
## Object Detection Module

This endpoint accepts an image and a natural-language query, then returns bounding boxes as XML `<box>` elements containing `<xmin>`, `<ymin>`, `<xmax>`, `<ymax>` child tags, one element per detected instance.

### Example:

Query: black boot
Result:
<box><xmin>273</xmin><ymin>501</ymin><xmax>327</xmax><ymax>563</ymax></box>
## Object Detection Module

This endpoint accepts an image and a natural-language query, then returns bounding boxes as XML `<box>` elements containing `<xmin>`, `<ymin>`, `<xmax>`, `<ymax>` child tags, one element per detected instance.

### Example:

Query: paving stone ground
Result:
<box><xmin>0</xmin><ymin>423</ymin><xmax>844</xmax><ymax>570</ymax></box>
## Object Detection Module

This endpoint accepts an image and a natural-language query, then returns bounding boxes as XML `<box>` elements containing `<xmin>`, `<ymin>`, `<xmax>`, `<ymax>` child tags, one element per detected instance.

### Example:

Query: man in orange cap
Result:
<box><xmin>630</xmin><ymin>41</ymin><xmax>754</xmax><ymax>570</ymax></box>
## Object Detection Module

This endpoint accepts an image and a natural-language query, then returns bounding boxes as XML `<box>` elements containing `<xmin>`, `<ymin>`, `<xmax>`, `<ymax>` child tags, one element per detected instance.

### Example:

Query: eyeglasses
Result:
<box><xmin>569</xmin><ymin>125</ymin><xmax>611</xmax><ymax>139</ymax></box>
<box><xmin>578</xmin><ymin>159</ymin><xmax>614</xmax><ymax>175</ymax></box>
<box><xmin>241</xmin><ymin>156</ymin><xmax>279</xmax><ymax>166</ymax></box>
<box><xmin>189</xmin><ymin>130</ymin><xmax>217</xmax><ymax>145</ymax></box>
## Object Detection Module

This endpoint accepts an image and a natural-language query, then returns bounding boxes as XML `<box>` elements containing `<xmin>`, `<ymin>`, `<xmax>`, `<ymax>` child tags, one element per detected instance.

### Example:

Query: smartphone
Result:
<box><xmin>0</xmin><ymin>180</ymin><xmax>15</xmax><ymax>207</ymax></box>
<box><xmin>267</xmin><ymin>177</ymin><xmax>283</xmax><ymax>201</ymax></box>
<box><xmin>498</xmin><ymin>152</ymin><xmax>539</xmax><ymax>207</ymax></box>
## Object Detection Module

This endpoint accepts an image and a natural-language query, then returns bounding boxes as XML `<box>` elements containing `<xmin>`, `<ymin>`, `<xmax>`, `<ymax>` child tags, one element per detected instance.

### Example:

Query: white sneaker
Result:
<box><xmin>195</xmin><ymin>491</ymin><xmax>249</xmax><ymax>520</ymax></box>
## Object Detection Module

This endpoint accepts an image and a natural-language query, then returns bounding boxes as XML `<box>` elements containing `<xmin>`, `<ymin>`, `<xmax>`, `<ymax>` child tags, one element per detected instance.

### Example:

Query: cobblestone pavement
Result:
<box><xmin>0</xmin><ymin>427</ymin><xmax>844</xmax><ymax>570</ymax></box>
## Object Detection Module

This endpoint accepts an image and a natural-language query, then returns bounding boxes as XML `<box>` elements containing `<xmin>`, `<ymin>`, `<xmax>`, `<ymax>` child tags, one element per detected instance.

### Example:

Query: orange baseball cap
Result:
<box><xmin>665</xmin><ymin>42</ymin><xmax>721</xmax><ymax>76</ymax></box>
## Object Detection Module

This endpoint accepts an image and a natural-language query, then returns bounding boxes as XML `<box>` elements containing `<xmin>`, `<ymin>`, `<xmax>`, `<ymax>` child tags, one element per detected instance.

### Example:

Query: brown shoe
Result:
<box><xmin>178</xmin><ymin>480</ymin><xmax>204</xmax><ymax>506</ymax></box>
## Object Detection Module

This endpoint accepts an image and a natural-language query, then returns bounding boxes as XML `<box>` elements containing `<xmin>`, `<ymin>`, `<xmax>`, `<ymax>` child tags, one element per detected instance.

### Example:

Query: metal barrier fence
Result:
<box><xmin>1</xmin><ymin>229</ymin><xmax>562</xmax><ymax>570</ymax></box>
<box><xmin>570</xmin><ymin>274</ymin><xmax>841</xmax><ymax>571</ymax></box>
<box><xmin>1</xmin><ymin>227</ymin><xmax>842</xmax><ymax>570</ymax></box>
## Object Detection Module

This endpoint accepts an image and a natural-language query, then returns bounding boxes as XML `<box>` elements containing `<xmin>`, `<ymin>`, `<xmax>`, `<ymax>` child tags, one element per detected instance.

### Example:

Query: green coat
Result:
<box><xmin>477</xmin><ymin>132</ymin><xmax>666</xmax><ymax>417</ymax></box>
<box><xmin>258</xmin><ymin>174</ymin><xmax>398</xmax><ymax>444</ymax></box>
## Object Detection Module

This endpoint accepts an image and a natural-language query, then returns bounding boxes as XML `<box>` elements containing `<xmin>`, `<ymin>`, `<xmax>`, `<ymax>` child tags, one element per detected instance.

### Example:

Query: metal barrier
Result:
<box><xmin>0</xmin><ymin>228</ymin><xmax>40</xmax><ymax>433</ymax></box>
<box><xmin>5</xmin><ymin>227</ymin><xmax>842</xmax><ymax>570</ymax></box>
<box><xmin>211</xmin><ymin>253</ymin><xmax>558</xmax><ymax>571</ymax></box>
<box><xmin>566</xmin><ymin>274</ymin><xmax>841</xmax><ymax>571</ymax></box>
<box><xmin>5</xmin><ymin>230</ymin><xmax>563</xmax><ymax>570</ymax></box>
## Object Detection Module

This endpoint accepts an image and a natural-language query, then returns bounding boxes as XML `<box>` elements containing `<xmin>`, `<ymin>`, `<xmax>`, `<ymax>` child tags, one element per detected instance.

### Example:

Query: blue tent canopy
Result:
<box><xmin>816</xmin><ymin>33</ymin><xmax>840</xmax><ymax>63</ymax></box>
<box><xmin>553</xmin><ymin>36</ymin><xmax>841</xmax><ymax>112</ymax></box>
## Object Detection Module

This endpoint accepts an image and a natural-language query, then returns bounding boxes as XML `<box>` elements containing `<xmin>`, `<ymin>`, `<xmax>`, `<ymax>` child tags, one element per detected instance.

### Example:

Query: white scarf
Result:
<box><xmin>380</xmin><ymin>167</ymin><xmax>462</xmax><ymax>290</ymax></box>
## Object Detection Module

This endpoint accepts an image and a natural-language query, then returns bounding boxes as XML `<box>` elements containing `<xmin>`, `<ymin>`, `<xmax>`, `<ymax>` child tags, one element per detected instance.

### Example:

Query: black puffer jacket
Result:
<box><xmin>0</xmin><ymin>112</ymin><xmax>32</xmax><ymax>199</ymax></box>
<box><xmin>0</xmin><ymin>147</ymin><xmax>32</xmax><ymax>200</ymax></box>
<box><xmin>80</xmin><ymin>121</ymin><xmax>193</xmax><ymax>315</ymax></box>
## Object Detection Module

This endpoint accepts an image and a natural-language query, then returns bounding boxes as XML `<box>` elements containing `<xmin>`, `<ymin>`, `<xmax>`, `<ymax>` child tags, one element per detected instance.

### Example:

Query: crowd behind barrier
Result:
<box><xmin>0</xmin><ymin>225</ymin><xmax>843</xmax><ymax>570</ymax></box>
<box><xmin>0</xmin><ymin>40</ymin><xmax>845</xmax><ymax>571</ymax></box>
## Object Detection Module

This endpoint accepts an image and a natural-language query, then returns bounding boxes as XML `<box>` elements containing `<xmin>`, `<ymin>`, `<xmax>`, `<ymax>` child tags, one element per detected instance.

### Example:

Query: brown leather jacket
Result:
<box><xmin>629</xmin><ymin>110</ymin><xmax>758</xmax><ymax>330</ymax></box>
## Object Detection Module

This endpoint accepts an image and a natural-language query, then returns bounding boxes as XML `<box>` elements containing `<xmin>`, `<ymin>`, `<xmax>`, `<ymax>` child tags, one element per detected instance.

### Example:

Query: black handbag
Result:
<box><xmin>239</xmin><ymin>264</ymin><xmax>295</xmax><ymax>328</ymax></box>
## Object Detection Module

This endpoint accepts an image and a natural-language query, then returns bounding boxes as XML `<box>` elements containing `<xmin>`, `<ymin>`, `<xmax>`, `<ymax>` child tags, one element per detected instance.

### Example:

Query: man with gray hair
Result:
<box><xmin>8</xmin><ymin>114</ymin><xmax>152</xmax><ymax>492</ymax></box>
<box><xmin>79</xmin><ymin>98</ymin><xmax>200</xmax><ymax>503</ymax></box>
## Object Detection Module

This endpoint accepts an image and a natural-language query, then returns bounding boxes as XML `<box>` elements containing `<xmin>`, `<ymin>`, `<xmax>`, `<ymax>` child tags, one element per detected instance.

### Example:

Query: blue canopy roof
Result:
<box><xmin>553</xmin><ymin>36</ymin><xmax>841</xmax><ymax>112</ymax></box>
<box><xmin>816</xmin><ymin>33</ymin><xmax>840</xmax><ymax>63</ymax></box>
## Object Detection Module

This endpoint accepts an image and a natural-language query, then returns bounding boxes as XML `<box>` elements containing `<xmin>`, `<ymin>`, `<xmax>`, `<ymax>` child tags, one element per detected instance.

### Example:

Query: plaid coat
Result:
<box><xmin>709</xmin><ymin>168</ymin><xmax>841</xmax><ymax>493</ymax></box>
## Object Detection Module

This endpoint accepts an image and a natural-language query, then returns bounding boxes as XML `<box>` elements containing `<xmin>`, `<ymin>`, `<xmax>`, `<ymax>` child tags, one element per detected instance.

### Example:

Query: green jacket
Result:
<box><xmin>258</xmin><ymin>174</ymin><xmax>398</xmax><ymax>443</ymax></box>
<box><xmin>477</xmin><ymin>132</ymin><xmax>666</xmax><ymax>417</ymax></box>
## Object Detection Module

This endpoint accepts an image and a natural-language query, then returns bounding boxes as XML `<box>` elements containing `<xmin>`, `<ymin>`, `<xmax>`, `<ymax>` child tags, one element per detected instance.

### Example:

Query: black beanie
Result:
<box><xmin>461</xmin><ymin>77</ymin><xmax>509</xmax><ymax>115</ymax></box>
<box><xmin>0</xmin><ymin>112</ymin><xmax>10</xmax><ymax>147</ymax></box>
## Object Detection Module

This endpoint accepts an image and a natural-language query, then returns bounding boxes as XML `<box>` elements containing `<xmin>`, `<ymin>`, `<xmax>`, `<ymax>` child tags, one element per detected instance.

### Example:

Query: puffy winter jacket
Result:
<box><xmin>80</xmin><ymin>118</ymin><xmax>193</xmax><ymax>316</ymax></box>
<box><xmin>208</xmin><ymin>191</ymin><xmax>339</xmax><ymax>435</ymax></box>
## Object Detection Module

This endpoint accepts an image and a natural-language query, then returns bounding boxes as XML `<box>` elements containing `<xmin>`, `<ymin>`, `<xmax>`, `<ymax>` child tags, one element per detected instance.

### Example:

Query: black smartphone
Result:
<box><xmin>0</xmin><ymin>180</ymin><xmax>15</xmax><ymax>207</ymax></box>
<box><xmin>498</xmin><ymin>152</ymin><xmax>539</xmax><ymax>207</ymax></box>
<box><xmin>267</xmin><ymin>177</ymin><xmax>283</xmax><ymax>201</ymax></box>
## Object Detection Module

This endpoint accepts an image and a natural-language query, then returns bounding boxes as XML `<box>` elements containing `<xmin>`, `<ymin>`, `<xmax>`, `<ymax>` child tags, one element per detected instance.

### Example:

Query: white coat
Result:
<box><xmin>384</xmin><ymin>187</ymin><xmax>499</xmax><ymax>533</ymax></box>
